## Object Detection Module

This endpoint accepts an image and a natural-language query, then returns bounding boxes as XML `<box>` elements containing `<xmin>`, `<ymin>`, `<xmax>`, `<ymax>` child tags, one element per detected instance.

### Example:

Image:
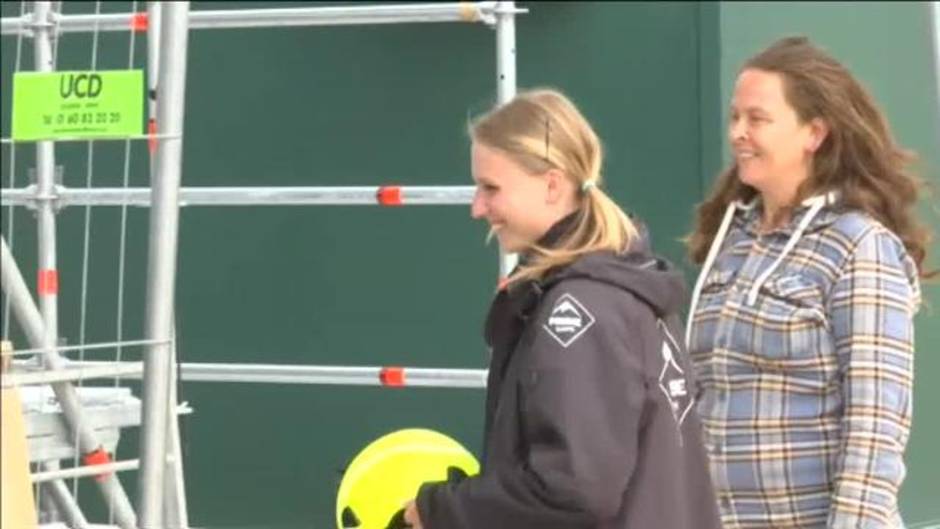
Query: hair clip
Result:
<box><xmin>544</xmin><ymin>116</ymin><xmax>551</xmax><ymax>163</ymax></box>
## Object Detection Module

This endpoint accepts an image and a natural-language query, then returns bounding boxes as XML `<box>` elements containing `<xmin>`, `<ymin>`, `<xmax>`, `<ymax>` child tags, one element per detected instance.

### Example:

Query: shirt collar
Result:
<box><xmin>734</xmin><ymin>192</ymin><xmax>841</xmax><ymax>237</ymax></box>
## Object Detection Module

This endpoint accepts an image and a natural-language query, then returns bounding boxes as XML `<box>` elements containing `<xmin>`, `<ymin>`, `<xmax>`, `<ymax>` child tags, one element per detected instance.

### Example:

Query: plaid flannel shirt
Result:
<box><xmin>689</xmin><ymin>201</ymin><xmax>921</xmax><ymax>529</ymax></box>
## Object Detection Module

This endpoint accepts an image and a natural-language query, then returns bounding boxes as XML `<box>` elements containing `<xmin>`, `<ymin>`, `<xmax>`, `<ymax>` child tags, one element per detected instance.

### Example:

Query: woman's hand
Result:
<box><xmin>403</xmin><ymin>500</ymin><xmax>423</xmax><ymax>529</ymax></box>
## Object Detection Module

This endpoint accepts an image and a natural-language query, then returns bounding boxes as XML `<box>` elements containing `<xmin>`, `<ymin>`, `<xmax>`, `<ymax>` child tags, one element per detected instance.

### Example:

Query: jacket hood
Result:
<box><xmin>532</xmin><ymin>213</ymin><xmax>687</xmax><ymax>318</ymax></box>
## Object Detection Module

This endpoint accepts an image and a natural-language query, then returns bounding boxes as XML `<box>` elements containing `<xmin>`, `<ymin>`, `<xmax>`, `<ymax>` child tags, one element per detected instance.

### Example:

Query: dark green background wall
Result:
<box><xmin>1</xmin><ymin>2</ymin><xmax>936</xmax><ymax>528</ymax></box>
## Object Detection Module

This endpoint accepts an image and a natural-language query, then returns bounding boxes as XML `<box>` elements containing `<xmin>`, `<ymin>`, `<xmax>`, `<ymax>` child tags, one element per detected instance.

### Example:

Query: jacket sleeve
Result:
<box><xmin>416</xmin><ymin>280</ymin><xmax>648</xmax><ymax>529</ymax></box>
<box><xmin>827</xmin><ymin>228</ymin><xmax>919</xmax><ymax>528</ymax></box>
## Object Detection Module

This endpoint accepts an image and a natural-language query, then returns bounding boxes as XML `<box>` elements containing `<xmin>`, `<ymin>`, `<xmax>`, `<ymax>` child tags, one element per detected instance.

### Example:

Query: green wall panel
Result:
<box><xmin>2</xmin><ymin>2</ymin><xmax>713</xmax><ymax>527</ymax></box>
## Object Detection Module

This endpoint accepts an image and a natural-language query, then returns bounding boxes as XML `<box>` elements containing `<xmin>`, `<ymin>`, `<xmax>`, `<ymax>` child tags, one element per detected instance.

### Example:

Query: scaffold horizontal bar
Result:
<box><xmin>1</xmin><ymin>185</ymin><xmax>476</xmax><ymax>207</ymax></box>
<box><xmin>3</xmin><ymin>338</ymin><xmax>169</xmax><ymax>358</ymax></box>
<box><xmin>2</xmin><ymin>362</ymin><xmax>144</xmax><ymax>388</ymax></box>
<box><xmin>32</xmin><ymin>459</ymin><xmax>140</xmax><ymax>483</ymax></box>
<box><xmin>0</xmin><ymin>133</ymin><xmax>179</xmax><ymax>145</ymax></box>
<box><xmin>69</xmin><ymin>361</ymin><xmax>488</xmax><ymax>388</ymax></box>
<box><xmin>0</xmin><ymin>2</ymin><xmax>528</xmax><ymax>35</ymax></box>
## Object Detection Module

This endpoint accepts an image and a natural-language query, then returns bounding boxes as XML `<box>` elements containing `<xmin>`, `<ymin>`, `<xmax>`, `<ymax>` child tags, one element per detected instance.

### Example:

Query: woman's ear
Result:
<box><xmin>544</xmin><ymin>168</ymin><xmax>570</xmax><ymax>205</ymax></box>
<box><xmin>807</xmin><ymin>117</ymin><xmax>829</xmax><ymax>153</ymax></box>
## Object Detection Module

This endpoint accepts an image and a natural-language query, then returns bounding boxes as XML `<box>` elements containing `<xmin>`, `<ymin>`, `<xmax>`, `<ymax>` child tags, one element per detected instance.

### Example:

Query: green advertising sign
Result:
<box><xmin>12</xmin><ymin>70</ymin><xmax>144</xmax><ymax>141</ymax></box>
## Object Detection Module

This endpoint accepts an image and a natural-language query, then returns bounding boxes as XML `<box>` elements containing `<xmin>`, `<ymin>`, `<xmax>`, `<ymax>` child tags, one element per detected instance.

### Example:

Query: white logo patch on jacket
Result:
<box><xmin>657</xmin><ymin>320</ymin><xmax>694</xmax><ymax>433</ymax></box>
<box><xmin>542</xmin><ymin>293</ymin><xmax>596</xmax><ymax>348</ymax></box>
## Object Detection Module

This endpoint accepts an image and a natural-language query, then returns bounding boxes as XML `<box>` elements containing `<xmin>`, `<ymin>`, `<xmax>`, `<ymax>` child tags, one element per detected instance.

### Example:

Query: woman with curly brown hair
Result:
<box><xmin>685</xmin><ymin>36</ymin><xmax>933</xmax><ymax>528</ymax></box>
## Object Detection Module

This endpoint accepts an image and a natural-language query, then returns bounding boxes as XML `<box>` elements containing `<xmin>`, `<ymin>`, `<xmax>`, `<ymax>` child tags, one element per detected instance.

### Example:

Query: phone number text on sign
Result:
<box><xmin>12</xmin><ymin>70</ymin><xmax>144</xmax><ymax>141</ymax></box>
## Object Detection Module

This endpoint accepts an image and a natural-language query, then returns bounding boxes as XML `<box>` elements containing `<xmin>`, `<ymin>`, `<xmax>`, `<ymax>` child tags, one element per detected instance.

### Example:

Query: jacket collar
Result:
<box><xmin>494</xmin><ymin>212</ymin><xmax>581</xmax><ymax>324</ymax></box>
<box><xmin>517</xmin><ymin>210</ymin><xmax>581</xmax><ymax>267</ymax></box>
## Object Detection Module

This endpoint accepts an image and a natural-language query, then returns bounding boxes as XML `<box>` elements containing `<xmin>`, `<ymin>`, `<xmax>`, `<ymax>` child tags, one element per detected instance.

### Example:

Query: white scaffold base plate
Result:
<box><xmin>21</xmin><ymin>385</ymin><xmax>191</xmax><ymax>463</ymax></box>
<box><xmin>41</xmin><ymin>525</ymin><xmax>120</xmax><ymax>529</ymax></box>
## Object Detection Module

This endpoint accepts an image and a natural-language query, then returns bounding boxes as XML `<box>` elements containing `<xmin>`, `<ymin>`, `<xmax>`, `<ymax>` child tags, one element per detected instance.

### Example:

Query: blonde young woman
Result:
<box><xmin>686</xmin><ymin>37</ymin><xmax>932</xmax><ymax>528</ymax></box>
<box><xmin>402</xmin><ymin>89</ymin><xmax>721</xmax><ymax>529</ymax></box>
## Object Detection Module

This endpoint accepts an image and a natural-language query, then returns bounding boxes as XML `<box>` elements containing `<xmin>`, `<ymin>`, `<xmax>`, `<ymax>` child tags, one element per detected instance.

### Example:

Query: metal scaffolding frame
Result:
<box><xmin>0</xmin><ymin>1</ymin><xmax>524</xmax><ymax>527</ymax></box>
<box><xmin>1</xmin><ymin>184</ymin><xmax>478</xmax><ymax>207</ymax></box>
<box><xmin>1</xmin><ymin>3</ymin><xmax>504</xmax><ymax>35</ymax></box>
<box><xmin>8</xmin><ymin>359</ymin><xmax>489</xmax><ymax>388</ymax></box>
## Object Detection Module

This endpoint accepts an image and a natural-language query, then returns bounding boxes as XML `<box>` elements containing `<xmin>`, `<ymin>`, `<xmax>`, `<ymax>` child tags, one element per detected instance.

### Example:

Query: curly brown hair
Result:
<box><xmin>687</xmin><ymin>36</ymin><xmax>934</xmax><ymax>277</ymax></box>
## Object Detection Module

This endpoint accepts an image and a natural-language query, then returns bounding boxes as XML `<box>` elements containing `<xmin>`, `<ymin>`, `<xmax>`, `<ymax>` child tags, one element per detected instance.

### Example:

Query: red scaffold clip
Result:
<box><xmin>379</xmin><ymin>367</ymin><xmax>406</xmax><ymax>387</ymax></box>
<box><xmin>37</xmin><ymin>269</ymin><xmax>58</xmax><ymax>296</ymax></box>
<box><xmin>83</xmin><ymin>448</ymin><xmax>113</xmax><ymax>482</ymax></box>
<box><xmin>377</xmin><ymin>186</ymin><xmax>403</xmax><ymax>206</ymax></box>
<box><xmin>148</xmin><ymin>118</ymin><xmax>158</xmax><ymax>155</ymax></box>
<box><xmin>130</xmin><ymin>12</ymin><xmax>148</xmax><ymax>32</ymax></box>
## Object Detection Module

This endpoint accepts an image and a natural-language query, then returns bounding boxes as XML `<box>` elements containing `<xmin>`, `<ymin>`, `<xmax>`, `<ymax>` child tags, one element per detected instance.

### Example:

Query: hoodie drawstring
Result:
<box><xmin>684</xmin><ymin>192</ymin><xmax>838</xmax><ymax>348</ymax></box>
<box><xmin>744</xmin><ymin>192</ymin><xmax>836</xmax><ymax>305</ymax></box>
<box><xmin>684</xmin><ymin>200</ymin><xmax>745</xmax><ymax>347</ymax></box>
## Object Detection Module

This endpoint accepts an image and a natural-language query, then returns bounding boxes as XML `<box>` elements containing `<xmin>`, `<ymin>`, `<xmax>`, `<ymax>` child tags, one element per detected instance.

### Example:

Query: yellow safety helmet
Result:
<box><xmin>335</xmin><ymin>428</ymin><xmax>479</xmax><ymax>529</ymax></box>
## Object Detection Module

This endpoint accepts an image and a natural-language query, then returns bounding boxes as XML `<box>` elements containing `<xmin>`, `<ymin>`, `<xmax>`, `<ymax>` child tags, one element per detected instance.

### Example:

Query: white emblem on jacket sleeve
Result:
<box><xmin>542</xmin><ymin>293</ymin><xmax>596</xmax><ymax>348</ymax></box>
<box><xmin>657</xmin><ymin>320</ymin><xmax>694</xmax><ymax>434</ymax></box>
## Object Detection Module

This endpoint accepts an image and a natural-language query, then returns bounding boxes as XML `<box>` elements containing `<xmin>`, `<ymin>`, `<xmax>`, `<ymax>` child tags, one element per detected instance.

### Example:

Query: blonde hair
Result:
<box><xmin>470</xmin><ymin>88</ymin><xmax>639</xmax><ymax>285</ymax></box>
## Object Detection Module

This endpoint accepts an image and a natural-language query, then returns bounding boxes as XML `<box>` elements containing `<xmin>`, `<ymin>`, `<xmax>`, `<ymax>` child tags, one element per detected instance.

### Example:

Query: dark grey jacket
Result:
<box><xmin>416</xmin><ymin>216</ymin><xmax>721</xmax><ymax>529</ymax></box>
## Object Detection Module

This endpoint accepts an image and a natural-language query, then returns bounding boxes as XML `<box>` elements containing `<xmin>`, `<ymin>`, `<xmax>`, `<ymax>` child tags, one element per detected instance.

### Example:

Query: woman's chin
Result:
<box><xmin>497</xmin><ymin>237</ymin><xmax>524</xmax><ymax>254</ymax></box>
<box><xmin>737</xmin><ymin>170</ymin><xmax>765</xmax><ymax>189</ymax></box>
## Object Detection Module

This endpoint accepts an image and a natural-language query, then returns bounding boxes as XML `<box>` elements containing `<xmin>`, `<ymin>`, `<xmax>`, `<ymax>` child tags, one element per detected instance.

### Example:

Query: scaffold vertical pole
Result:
<box><xmin>137</xmin><ymin>2</ymin><xmax>190</xmax><ymax>526</ymax></box>
<box><xmin>495</xmin><ymin>1</ymin><xmax>519</xmax><ymax>279</ymax></box>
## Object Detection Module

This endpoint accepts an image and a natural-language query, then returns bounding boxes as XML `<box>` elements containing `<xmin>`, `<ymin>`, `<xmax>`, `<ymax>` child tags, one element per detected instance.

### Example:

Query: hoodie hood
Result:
<box><xmin>682</xmin><ymin>191</ymin><xmax>838</xmax><ymax>346</ymax></box>
<box><xmin>531</xmin><ymin>213</ymin><xmax>687</xmax><ymax>319</ymax></box>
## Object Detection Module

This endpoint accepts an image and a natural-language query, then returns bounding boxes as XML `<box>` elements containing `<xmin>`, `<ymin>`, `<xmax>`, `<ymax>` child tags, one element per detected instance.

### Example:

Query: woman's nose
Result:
<box><xmin>729</xmin><ymin>117</ymin><xmax>747</xmax><ymax>142</ymax></box>
<box><xmin>471</xmin><ymin>191</ymin><xmax>486</xmax><ymax>219</ymax></box>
